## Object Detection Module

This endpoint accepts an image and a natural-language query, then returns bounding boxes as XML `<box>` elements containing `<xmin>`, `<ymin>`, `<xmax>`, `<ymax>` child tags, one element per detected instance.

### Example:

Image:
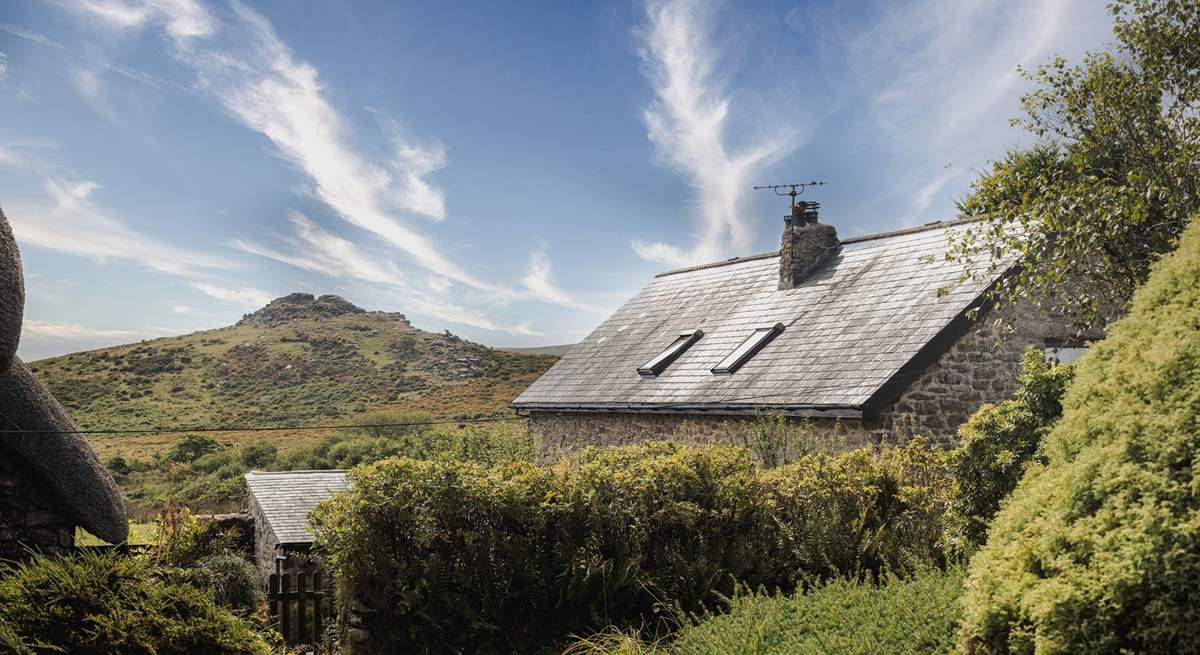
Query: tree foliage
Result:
<box><xmin>952</xmin><ymin>0</ymin><xmax>1200</xmax><ymax>332</ymax></box>
<box><xmin>958</xmin><ymin>216</ymin><xmax>1200</xmax><ymax>653</ymax></box>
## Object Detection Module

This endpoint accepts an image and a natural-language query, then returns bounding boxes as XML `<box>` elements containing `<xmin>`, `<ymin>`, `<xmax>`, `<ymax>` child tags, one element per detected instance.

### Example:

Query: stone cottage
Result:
<box><xmin>244</xmin><ymin>470</ymin><xmax>346</xmax><ymax>584</ymax></box>
<box><xmin>0</xmin><ymin>208</ymin><xmax>128</xmax><ymax>558</ymax></box>
<box><xmin>514</xmin><ymin>202</ymin><xmax>1093</xmax><ymax>449</ymax></box>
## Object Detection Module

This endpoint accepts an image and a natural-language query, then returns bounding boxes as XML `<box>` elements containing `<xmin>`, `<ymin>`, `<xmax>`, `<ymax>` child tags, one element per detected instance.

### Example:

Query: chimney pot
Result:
<box><xmin>778</xmin><ymin>202</ymin><xmax>838</xmax><ymax>290</ymax></box>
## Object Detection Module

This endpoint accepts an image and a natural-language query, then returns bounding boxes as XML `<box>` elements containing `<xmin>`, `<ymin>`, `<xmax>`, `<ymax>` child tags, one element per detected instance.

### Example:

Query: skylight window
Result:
<box><xmin>638</xmin><ymin>330</ymin><xmax>703</xmax><ymax>377</ymax></box>
<box><xmin>711</xmin><ymin>323</ymin><xmax>784</xmax><ymax>375</ymax></box>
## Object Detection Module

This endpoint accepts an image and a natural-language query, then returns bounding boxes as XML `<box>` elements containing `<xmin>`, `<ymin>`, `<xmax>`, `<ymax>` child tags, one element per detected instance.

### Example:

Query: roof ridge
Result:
<box><xmin>654</xmin><ymin>215</ymin><xmax>983</xmax><ymax>278</ymax></box>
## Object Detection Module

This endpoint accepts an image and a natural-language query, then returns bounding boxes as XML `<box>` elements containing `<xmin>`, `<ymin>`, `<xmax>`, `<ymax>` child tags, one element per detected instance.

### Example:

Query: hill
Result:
<box><xmin>500</xmin><ymin>343</ymin><xmax>577</xmax><ymax>356</ymax></box>
<box><xmin>29</xmin><ymin>293</ymin><xmax>558</xmax><ymax>461</ymax></box>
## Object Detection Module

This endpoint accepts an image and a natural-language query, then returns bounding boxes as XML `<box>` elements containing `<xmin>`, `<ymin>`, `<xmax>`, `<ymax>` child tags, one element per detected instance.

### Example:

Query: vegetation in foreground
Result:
<box><xmin>0</xmin><ymin>549</ymin><xmax>273</xmax><ymax>654</ymax></box>
<box><xmin>959</xmin><ymin>218</ymin><xmax>1200</xmax><ymax>653</ymax></box>
<box><xmin>312</xmin><ymin>439</ymin><xmax>953</xmax><ymax>653</ymax></box>
<box><xmin>569</xmin><ymin>568</ymin><xmax>964</xmax><ymax>655</ymax></box>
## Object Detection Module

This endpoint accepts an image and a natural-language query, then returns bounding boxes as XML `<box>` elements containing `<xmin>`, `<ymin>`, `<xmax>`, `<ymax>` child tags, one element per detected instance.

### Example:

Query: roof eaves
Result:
<box><xmin>514</xmin><ymin>402</ymin><xmax>863</xmax><ymax>419</ymax></box>
<box><xmin>859</xmin><ymin>263</ymin><xmax>1014</xmax><ymax>417</ymax></box>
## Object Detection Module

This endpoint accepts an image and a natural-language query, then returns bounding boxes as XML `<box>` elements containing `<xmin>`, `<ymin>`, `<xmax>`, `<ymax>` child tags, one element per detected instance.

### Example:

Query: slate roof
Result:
<box><xmin>513</xmin><ymin>219</ymin><xmax>1009</xmax><ymax>418</ymax></box>
<box><xmin>245</xmin><ymin>470</ymin><xmax>347</xmax><ymax>545</ymax></box>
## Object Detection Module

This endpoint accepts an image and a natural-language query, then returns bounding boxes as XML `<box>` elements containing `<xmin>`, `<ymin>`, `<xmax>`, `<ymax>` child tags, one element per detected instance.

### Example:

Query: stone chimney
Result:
<box><xmin>778</xmin><ymin>201</ymin><xmax>839</xmax><ymax>290</ymax></box>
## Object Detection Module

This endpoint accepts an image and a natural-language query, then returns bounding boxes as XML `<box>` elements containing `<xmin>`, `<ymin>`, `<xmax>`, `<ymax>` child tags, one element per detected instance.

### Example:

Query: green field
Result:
<box><xmin>76</xmin><ymin>522</ymin><xmax>158</xmax><ymax>546</ymax></box>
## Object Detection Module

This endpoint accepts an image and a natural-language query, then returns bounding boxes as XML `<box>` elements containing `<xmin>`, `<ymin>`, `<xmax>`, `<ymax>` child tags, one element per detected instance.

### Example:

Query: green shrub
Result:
<box><xmin>278</xmin><ymin>417</ymin><xmax>534</xmax><ymax>471</ymax></box>
<box><xmin>959</xmin><ymin>218</ymin><xmax>1200</xmax><ymax>654</ymax></box>
<box><xmin>156</xmin><ymin>507</ymin><xmax>238</xmax><ymax>567</ymax></box>
<box><xmin>0</xmin><ymin>550</ymin><xmax>273</xmax><ymax>654</ymax></box>
<box><xmin>189</xmin><ymin>552</ymin><xmax>262</xmax><ymax>613</ymax></box>
<box><xmin>569</xmin><ymin>568</ymin><xmax>964</xmax><ymax>655</ymax></box>
<box><xmin>104</xmin><ymin>454</ymin><xmax>132</xmax><ymax>478</ymax></box>
<box><xmin>239</xmin><ymin>439</ymin><xmax>278</xmax><ymax>469</ymax></box>
<box><xmin>168</xmin><ymin>434</ymin><xmax>222</xmax><ymax>463</ymax></box>
<box><xmin>946</xmin><ymin>349</ymin><xmax>1074</xmax><ymax>550</ymax></box>
<box><xmin>312</xmin><ymin>439</ymin><xmax>952</xmax><ymax>653</ymax></box>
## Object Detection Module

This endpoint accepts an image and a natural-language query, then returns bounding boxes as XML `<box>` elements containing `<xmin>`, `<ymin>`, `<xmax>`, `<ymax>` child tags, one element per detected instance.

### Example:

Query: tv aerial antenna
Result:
<box><xmin>753</xmin><ymin>181</ymin><xmax>826</xmax><ymax>209</ymax></box>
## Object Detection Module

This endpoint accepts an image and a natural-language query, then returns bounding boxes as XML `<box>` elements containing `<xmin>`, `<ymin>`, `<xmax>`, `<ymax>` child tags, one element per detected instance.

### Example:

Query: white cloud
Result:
<box><xmin>843</xmin><ymin>0</ymin><xmax>1112</xmax><ymax>220</ymax></box>
<box><xmin>162</xmin><ymin>2</ymin><xmax>495</xmax><ymax>293</ymax></box>
<box><xmin>71</xmin><ymin>67</ymin><xmax>103</xmax><ymax>99</ymax></box>
<box><xmin>523</xmin><ymin>248</ymin><xmax>603</xmax><ymax>313</ymax></box>
<box><xmin>190</xmin><ymin>283</ymin><xmax>273</xmax><ymax>308</ymax></box>
<box><xmin>234</xmin><ymin>214</ymin><xmax>535</xmax><ymax>334</ymax></box>
<box><xmin>55</xmin><ymin>0</ymin><xmax>495</xmax><ymax>292</ymax></box>
<box><xmin>22</xmin><ymin>319</ymin><xmax>142</xmax><ymax>341</ymax></box>
<box><xmin>0</xmin><ymin>22</ymin><xmax>182</xmax><ymax>91</ymax></box>
<box><xmin>7</xmin><ymin>178</ymin><xmax>234</xmax><ymax>278</ymax></box>
<box><xmin>172</xmin><ymin>304</ymin><xmax>198</xmax><ymax>315</ymax></box>
<box><xmin>56</xmin><ymin>0</ymin><xmax>217</xmax><ymax>42</ymax></box>
<box><xmin>0</xmin><ymin>145</ymin><xmax>19</xmax><ymax>167</ymax></box>
<box><xmin>232</xmin><ymin>212</ymin><xmax>410</xmax><ymax>287</ymax></box>
<box><xmin>18</xmin><ymin>320</ymin><xmax>168</xmax><ymax>360</ymax></box>
<box><xmin>0</xmin><ymin>52</ymin><xmax>8</xmax><ymax>82</ymax></box>
<box><xmin>633</xmin><ymin>0</ymin><xmax>800</xmax><ymax>267</ymax></box>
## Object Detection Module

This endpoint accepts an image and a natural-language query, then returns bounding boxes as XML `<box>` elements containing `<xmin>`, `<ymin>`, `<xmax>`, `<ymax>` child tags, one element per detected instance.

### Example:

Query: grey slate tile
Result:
<box><xmin>514</xmin><ymin>220</ymin><xmax>1010</xmax><ymax>412</ymax></box>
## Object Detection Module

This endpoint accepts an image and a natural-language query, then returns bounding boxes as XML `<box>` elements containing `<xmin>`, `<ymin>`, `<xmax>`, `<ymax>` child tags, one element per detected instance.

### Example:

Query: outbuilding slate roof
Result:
<box><xmin>245</xmin><ymin>470</ymin><xmax>347</xmax><ymax>545</ymax></box>
<box><xmin>513</xmin><ymin>219</ymin><xmax>1009</xmax><ymax>417</ymax></box>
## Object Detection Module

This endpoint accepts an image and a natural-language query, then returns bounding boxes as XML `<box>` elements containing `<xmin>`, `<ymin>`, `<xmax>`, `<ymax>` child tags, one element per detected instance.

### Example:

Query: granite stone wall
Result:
<box><xmin>247</xmin><ymin>493</ymin><xmax>279</xmax><ymax>583</ymax></box>
<box><xmin>529</xmin><ymin>299</ymin><xmax>1087</xmax><ymax>450</ymax></box>
<box><xmin>0</xmin><ymin>449</ymin><xmax>74</xmax><ymax>559</ymax></box>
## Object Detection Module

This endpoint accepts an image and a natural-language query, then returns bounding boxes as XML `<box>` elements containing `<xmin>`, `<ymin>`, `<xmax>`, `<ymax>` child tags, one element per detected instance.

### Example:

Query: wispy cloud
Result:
<box><xmin>523</xmin><ymin>248</ymin><xmax>604</xmax><ymax>314</ymax></box>
<box><xmin>232</xmin><ymin>212</ymin><xmax>410</xmax><ymax>288</ymax></box>
<box><xmin>172</xmin><ymin>304</ymin><xmax>199</xmax><ymax>315</ymax></box>
<box><xmin>633</xmin><ymin>0</ymin><xmax>800</xmax><ymax>267</ymax></box>
<box><xmin>53</xmin><ymin>0</ymin><xmax>217</xmax><ymax>41</ymax></box>
<box><xmin>190</xmin><ymin>283</ymin><xmax>273</xmax><ymax>308</ymax></box>
<box><xmin>0</xmin><ymin>52</ymin><xmax>8</xmax><ymax>82</ymax></box>
<box><xmin>175</xmin><ymin>2</ymin><xmax>497</xmax><ymax>292</ymax></box>
<box><xmin>52</xmin><ymin>0</ymin><xmax>497</xmax><ymax>294</ymax></box>
<box><xmin>19</xmin><ymin>319</ymin><xmax>169</xmax><ymax>360</ymax></box>
<box><xmin>0</xmin><ymin>22</ymin><xmax>183</xmax><ymax>91</ymax></box>
<box><xmin>841</xmin><ymin>0</ymin><xmax>1109</xmax><ymax>222</ymax></box>
<box><xmin>0</xmin><ymin>145</ymin><xmax>20</xmax><ymax>167</ymax></box>
<box><xmin>7</xmin><ymin>178</ymin><xmax>234</xmax><ymax>277</ymax></box>
<box><xmin>234</xmin><ymin>213</ymin><xmax>536</xmax><ymax>334</ymax></box>
<box><xmin>22</xmin><ymin>319</ymin><xmax>143</xmax><ymax>341</ymax></box>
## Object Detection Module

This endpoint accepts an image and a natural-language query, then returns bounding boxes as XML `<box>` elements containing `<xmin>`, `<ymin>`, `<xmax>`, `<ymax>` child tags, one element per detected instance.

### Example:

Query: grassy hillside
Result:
<box><xmin>29</xmin><ymin>293</ymin><xmax>557</xmax><ymax>461</ymax></box>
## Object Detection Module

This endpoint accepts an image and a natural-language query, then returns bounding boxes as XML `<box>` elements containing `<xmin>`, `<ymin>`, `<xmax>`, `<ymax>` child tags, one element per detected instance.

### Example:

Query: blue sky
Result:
<box><xmin>0</xmin><ymin>0</ymin><xmax>1114</xmax><ymax>359</ymax></box>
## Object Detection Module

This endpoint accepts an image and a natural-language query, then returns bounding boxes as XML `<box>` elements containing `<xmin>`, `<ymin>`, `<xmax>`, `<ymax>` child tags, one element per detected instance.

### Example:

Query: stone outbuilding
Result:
<box><xmin>244</xmin><ymin>470</ymin><xmax>346</xmax><ymax>584</ymax></box>
<box><xmin>0</xmin><ymin>207</ymin><xmax>128</xmax><ymax>558</ymax></box>
<box><xmin>514</xmin><ymin>202</ymin><xmax>1093</xmax><ymax>449</ymax></box>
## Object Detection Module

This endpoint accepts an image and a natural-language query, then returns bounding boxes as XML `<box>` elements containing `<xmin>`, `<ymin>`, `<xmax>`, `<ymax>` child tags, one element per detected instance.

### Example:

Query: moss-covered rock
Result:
<box><xmin>958</xmin><ymin>218</ymin><xmax>1200</xmax><ymax>654</ymax></box>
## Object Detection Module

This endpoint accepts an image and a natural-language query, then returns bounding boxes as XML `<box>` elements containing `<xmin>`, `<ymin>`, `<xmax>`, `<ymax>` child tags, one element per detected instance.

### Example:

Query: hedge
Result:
<box><xmin>959</xmin><ymin>218</ymin><xmax>1200</xmax><ymax>654</ymax></box>
<box><xmin>312</xmin><ymin>439</ymin><xmax>952</xmax><ymax>653</ymax></box>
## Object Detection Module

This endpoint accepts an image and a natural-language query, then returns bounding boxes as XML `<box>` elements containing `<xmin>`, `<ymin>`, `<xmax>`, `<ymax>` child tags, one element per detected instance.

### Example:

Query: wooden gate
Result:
<box><xmin>267</xmin><ymin>563</ymin><xmax>331</xmax><ymax>649</ymax></box>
